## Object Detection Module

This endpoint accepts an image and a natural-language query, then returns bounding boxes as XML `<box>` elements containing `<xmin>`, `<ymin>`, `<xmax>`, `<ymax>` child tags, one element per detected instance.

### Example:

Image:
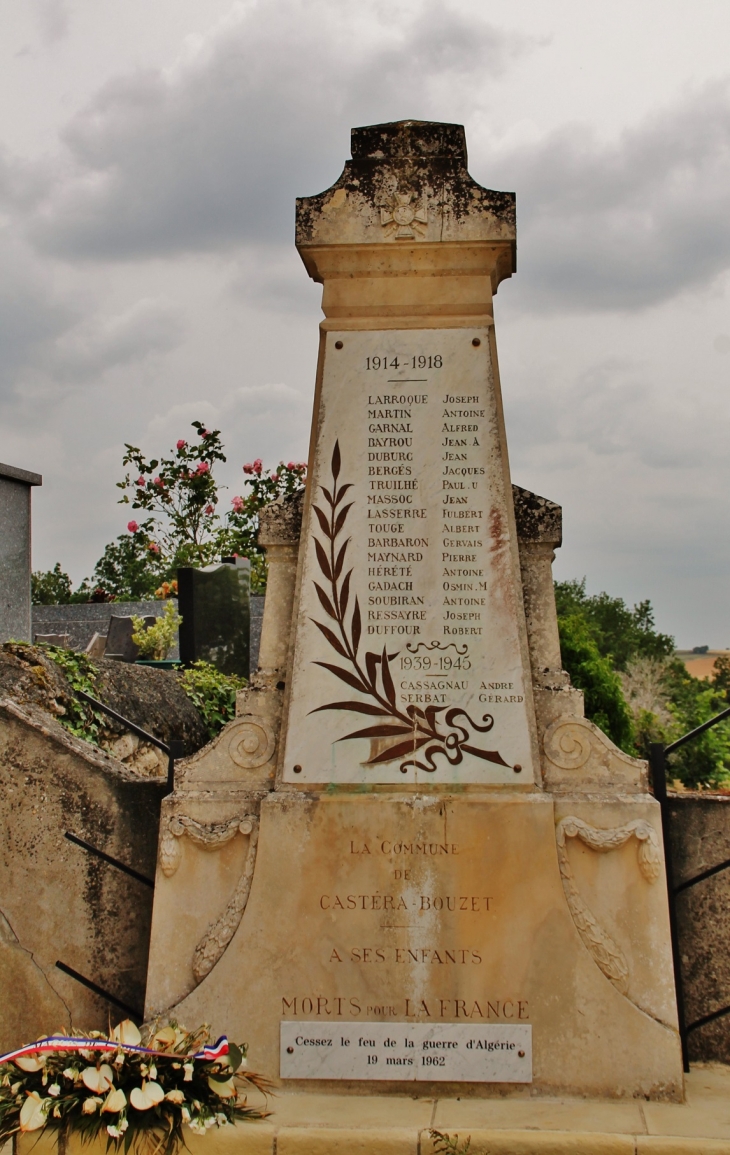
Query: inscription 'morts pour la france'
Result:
<box><xmin>282</xmin><ymin>328</ymin><xmax>535</xmax><ymax>784</ymax></box>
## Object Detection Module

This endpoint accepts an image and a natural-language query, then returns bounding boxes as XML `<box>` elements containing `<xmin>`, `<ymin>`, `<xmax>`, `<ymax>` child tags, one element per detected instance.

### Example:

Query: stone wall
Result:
<box><xmin>0</xmin><ymin>698</ymin><xmax>165</xmax><ymax>1047</ymax></box>
<box><xmin>31</xmin><ymin>596</ymin><xmax>264</xmax><ymax>675</ymax></box>
<box><xmin>668</xmin><ymin>794</ymin><xmax>730</xmax><ymax>1062</ymax></box>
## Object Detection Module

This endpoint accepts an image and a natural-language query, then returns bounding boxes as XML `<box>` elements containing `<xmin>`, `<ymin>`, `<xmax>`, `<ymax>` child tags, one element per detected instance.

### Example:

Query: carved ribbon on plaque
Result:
<box><xmin>555</xmin><ymin>816</ymin><xmax>661</xmax><ymax>996</ymax></box>
<box><xmin>158</xmin><ymin>813</ymin><xmax>260</xmax><ymax>984</ymax></box>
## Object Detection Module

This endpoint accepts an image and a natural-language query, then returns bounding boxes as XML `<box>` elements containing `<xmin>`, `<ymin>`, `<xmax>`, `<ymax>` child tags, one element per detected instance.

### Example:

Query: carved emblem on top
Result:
<box><xmin>380</xmin><ymin>191</ymin><xmax>428</xmax><ymax>240</ymax></box>
<box><xmin>295</xmin><ymin>119</ymin><xmax>516</xmax><ymax>259</ymax></box>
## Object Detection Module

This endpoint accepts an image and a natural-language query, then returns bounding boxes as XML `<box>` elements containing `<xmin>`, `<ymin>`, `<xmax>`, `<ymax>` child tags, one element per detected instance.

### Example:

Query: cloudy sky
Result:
<box><xmin>2</xmin><ymin>0</ymin><xmax>730</xmax><ymax>647</ymax></box>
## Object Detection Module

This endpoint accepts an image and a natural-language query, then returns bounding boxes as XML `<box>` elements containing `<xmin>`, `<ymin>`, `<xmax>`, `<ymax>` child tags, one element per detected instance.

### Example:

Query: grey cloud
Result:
<box><xmin>485</xmin><ymin>84</ymin><xmax>730</xmax><ymax>311</ymax></box>
<box><xmin>51</xmin><ymin>297</ymin><xmax>186</xmax><ymax>380</ymax></box>
<box><xmin>0</xmin><ymin>235</ymin><xmax>76</xmax><ymax>399</ymax></box>
<box><xmin>35</xmin><ymin>0</ymin><xmax>70</xmax><ymax>45</ymax></box>
<box><xmin>26</xmin><ymin>0</ymin><xmax>530</xmax><ymax>260</ymax></box>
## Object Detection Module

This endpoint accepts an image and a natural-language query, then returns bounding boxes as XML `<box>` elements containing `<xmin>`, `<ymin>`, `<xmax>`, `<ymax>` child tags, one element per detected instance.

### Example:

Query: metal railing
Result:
<box><xmin>649</xmin><ymin>703</ymin><xmax>730</xmax><ymax>1072</ymax></box>
<box><xmin>58</xmin><ymin>689</ymin><xmax>185</xmax><ymax>1020</ymax></box>
<box><xmin>74</xmin><ymin>687</ymin><xmax>184</xmax><ymax>792</ymax></box>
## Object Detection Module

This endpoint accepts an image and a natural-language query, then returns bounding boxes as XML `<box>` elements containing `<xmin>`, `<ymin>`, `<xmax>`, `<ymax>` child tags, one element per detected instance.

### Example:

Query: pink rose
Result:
<box><xmin>176</xmin><ymin>439</ymin><xmax>186</xmax><ymax>450</ymax></box>
<box><xmin>287</xmin><ymin>461</ymin><xmax>296</xmax><ymax>470</ymax></box>
<box><xmin>242</xmin><ymin>463</ymin><xmax>253</xmax><ymax>475</ymax></box>
<box><xmin>253</xmin><ymin>458</ymin><xmax>263</xmax><ymax>474</ymax></box>
<box><xmin>127</xmin><ymin>521</ymin><xmax>139</xmax><ymax>533</ymax></box>
<box><xmin>205</xmin><ymin>504</ymin><xmax>214</xmax><ymax>514</ymax></box>
<box><xmin>148</xmin><ymin>542</ymin><xmax>160</xmax><ymax>554</ymax></box>
<box><xmin>201</xmin><ymin>428</ymin><xmax>210</xmax><ymax>437</ymax></box>
<box><xmin>153</xmin><ymin>476</ymin><xmax>164</xmax><ymax>487</ymax></box>
<box><xmin>196</xmin><ymin>461</ymin><xmax>210</xmax><ymax>473</ymax></box>
<box><xmin>136</xmin><ymin>476</ymin><xmax>145</xmax><ymax>487</ymax></box>
<box><xmin>231</xmin><ymin>495</ymin><xmax>244</xmax><ymax>512</ymax></box>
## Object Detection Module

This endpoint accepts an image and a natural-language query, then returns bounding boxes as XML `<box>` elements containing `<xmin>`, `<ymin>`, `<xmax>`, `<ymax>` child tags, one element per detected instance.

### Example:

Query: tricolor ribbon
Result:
<box><xmin>0</xmin><ymin>1036</ymin><xmax>229</xmax><ymax>1067</ymax></box>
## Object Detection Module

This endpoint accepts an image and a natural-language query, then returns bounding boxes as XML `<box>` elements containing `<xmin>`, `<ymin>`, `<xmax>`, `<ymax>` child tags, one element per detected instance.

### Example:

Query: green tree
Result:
<box><xmin>91</xmin><ymin>518</ymin><xmax>168</xmax><ymax>600</ymax></box>
<box><xmin>554</xmin><ymin>578</ymin><xmax>674</xmax><ymax>669</ymax></box>
<box><xmin>556</xmin><ymin>577</ymin><xmax>730</xmax><ymax>787</ymax></box>
<box><xmin>557</xmin><ymin>609</ymin><xmax>635</xmax><ymax>749</ymax></box>
<box><xmin>31</xmin><ymin>563</ymin><xmax>73</xmax><ymax>605</ymax></box>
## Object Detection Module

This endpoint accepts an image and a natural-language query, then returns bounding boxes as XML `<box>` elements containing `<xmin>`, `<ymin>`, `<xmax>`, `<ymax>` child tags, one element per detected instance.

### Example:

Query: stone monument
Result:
<box><xmin>0</xmin><ymin>462</ymin><xmax>42</xmax><ymax>644</ymax></box>
<box><xmin>145</xmin><ymin>121</ymin><xmax>683</xmax><ymax>1098</ymax></box>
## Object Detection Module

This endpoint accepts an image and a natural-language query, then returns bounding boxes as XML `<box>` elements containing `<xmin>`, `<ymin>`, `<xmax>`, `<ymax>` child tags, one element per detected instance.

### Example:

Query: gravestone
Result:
<box><xmin>105</xmin><ymin>614</ymin><xmax>156</xmax><ymax>662</ymax></box>
<box><xmin>0</xmin><ymin>462</ymin><xmax>42</xmax><ymax>643</ymax></box>
<box><xmin>146</xmin><ymin>121</ymin><xmax>683</xmax><ymax>1099</ymax></box>
<box><xmin>177</xmin><ymin>558</ymin><xmax>250</xmax><ymax>676</ymax></box>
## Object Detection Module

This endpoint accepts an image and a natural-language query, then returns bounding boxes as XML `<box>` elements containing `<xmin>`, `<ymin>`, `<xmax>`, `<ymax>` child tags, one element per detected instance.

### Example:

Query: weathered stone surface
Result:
<box><xmin>258</xmin><ymin>489</ymin><xmax>305</xmax><ymax>546</ymax></box>
<box><xmin>96</xmin><ymin>657</ymin><xmax>207</xmax><ymax>753</ymax></box>
<box><xmin>512</xmin><ymin>485</ymin><xmax>562</xmax><ymax>547</ymax></box>
<box><xmin>668</xmin><ymin>794</ymin><xmax>730</xmax><ymax>1063</ymax></box>
<box><xmin>296</xmin><ymin>120</ymin><xmax>515</xmax><ymax>260</ymax></box>
<box><xmin>0</xmin><ymin>644</ymin><xmax>208</xmax><ymax>774</ymax></box>
<box><xmin>156</xmin><ymin>791</ymin><xmax>681</xmax><ymax>1099</ymax></box>
<box><xmin>0</xmin><ymin>697</ymin><xmax>165</xmax><ymax>1046</ymax></box>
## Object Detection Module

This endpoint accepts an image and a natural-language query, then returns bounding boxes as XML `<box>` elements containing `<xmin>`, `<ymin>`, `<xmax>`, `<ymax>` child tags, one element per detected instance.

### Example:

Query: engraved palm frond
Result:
<box><xmin>308</xmin><ymin>441</ymin><xmax>511</xmax><ymax>774</ymax></box>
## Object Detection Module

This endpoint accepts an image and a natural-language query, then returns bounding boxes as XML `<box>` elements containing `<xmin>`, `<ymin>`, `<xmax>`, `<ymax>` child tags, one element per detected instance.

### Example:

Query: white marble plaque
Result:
<box><xmin>280</xmin><ymin>1021</ymin><xmax>532</xmax><ymax>1082</ymax></box>
<box><xmin>282</xmin><ymin>328</ymin><xmax>534</xmax><ymax>784</ymax></box>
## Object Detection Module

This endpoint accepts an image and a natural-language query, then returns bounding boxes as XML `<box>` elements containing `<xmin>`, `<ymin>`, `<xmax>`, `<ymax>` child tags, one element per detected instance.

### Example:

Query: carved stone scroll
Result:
<box><xmin>543</xmin><ymin>715</ymin><xmax>649</xmax><ymax>793</ymax></box>
<box><xmin>556</xmin><ymin>816</ymin><xmax>661</xmax><ymax>996</ymax></box>
<box><xmin>193</xmin><ymin>818</ymin><xmax>260</xmax><ymax>983</ymax></box>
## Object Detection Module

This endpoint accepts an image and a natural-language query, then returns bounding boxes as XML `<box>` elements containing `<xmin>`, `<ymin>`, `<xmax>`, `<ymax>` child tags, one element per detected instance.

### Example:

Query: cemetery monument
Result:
<box><xmin>0</xmin><ymin>462</ymin><xmax>42</xmax><ymax>644</ymax></box>
<box><xmin>146</xmin><ymin>120</ymin><xmax>683</xmax><ymax>1098</ymax></box>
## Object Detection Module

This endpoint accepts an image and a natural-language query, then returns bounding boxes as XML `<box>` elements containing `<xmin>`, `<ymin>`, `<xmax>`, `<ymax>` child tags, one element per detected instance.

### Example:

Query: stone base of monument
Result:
<box><xmin>15</xmin><ymin>1065</ymin><xmax>730</xmax><ymax>1155</ymax></box>
<box><xmin>146</xmin><ymin>790</ymin><xmax>682</xmax><ymax>1101</ymax></box>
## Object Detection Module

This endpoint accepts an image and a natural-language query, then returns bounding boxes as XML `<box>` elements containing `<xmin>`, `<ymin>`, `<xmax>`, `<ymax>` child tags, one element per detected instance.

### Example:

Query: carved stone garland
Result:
<box><xmin>158</xmin><ymin>813</ymin><xmax>260</xmax><ymax>984</ymax></box>
<box><xmin>555</xmin><ymin>817</ymin><xmax>661</xmax><ymax>996</ymax></box>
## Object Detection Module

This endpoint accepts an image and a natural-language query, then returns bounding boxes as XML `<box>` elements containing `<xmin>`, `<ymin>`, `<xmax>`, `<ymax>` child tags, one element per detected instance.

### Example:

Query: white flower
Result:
<box><xmin>11</xmin><ymin>1082</ymin><xmax>21</xmax><ymax>1096</ymax></box>
<box><xmin>183</xmin><ymin>1063</ymin><xmax>194</xmax><ymax>1082</ymax></box>
<box><xmin>53</xmin><ymin>1106</ymin><xmax>62</xmax><ymax>1118</ymax></box>
<box><xmin>82</xmin><ymin>1065</ymin><xmax>114</xmax><ymax>1094</ymax></box>
<box><xmin>120</xmin><ymin>1119</ymin><xmax>129</xmax><ymax>1132</ymax></box>
<box><xmin>129</xmin><ymin>1081</ymin><xmax>164</xmax><ymax>1111</ymax></box>
<box><xmin>111</xmin><ymin>1020</ymin><xmax>141</xmax><ymax>1046</ymax></box>
<box><xmin>215</xmin><ymin>1113</ymin><xmax>228</xmax><ymax>1125</ymax></box>
<box><xmin>165</xmin><ymin>1089</ymin><xmax>185</xmax><ymax>1104</ymax></box>
<box><xmin>102</xmin><ymin>1088</ymin><xmax>127</xmax><ymax>1113</ymax></box>
<box><xmin>47</xmin><ymin>1084</ymin><xmax>61</xmax><ymax>1097</ymax></box>
<box><xmin>107</xmin><ymin>1125</ymin><xmax>122</xmax><ymax>1138</ymax></box>
<box><xmin>148</xmin><ymin>1065</ymin><xmax>157</xmax><ymax>1080</ymax></box>
<box><xmin>19</xmin><ymin>1092</ymin><xmax>50</xmax><ymax>1132</ymax></box>
<box><xmin>181</xmin><ymin>1107</ymin><xmax>191</xmax><ymax>1122</ymax></box>
<box><xmin>15</xmin><ymin>1055</ymin><xmax>44</xmax><ymax>1073</ymax></box>
<box><xmin>188</xmin><ymin>1119</ymin><xmax>206</xmax><ymax>1135</ymax></box>
<box><xmin>63</xmin><ymin>1067</ymin><xmax>79</xmax><ymax>1081</ymax></box>
<box><xmin>82</xmin><ymin>1096</ymin><xmax>103</xmax><ymax>1115</ymax></box>
<box><xmin>113</xmin><ymin>1052</ymin><xmax>125</xmax><ymax>1068</ymax></box>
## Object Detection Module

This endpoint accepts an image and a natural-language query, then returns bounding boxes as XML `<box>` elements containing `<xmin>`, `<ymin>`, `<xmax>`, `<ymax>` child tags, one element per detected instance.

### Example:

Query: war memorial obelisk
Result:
<box><xmin>146</xmin><ymin>121</ymin><xmax>684</xmax><ymax>1098</ymax></box>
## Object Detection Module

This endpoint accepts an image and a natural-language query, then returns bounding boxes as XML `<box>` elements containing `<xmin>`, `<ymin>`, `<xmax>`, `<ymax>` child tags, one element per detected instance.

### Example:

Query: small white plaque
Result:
<box><xmin>280</xmin><ymin>1021</ymin><xmax>532</xmax><ymax>1082</ymax></box>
